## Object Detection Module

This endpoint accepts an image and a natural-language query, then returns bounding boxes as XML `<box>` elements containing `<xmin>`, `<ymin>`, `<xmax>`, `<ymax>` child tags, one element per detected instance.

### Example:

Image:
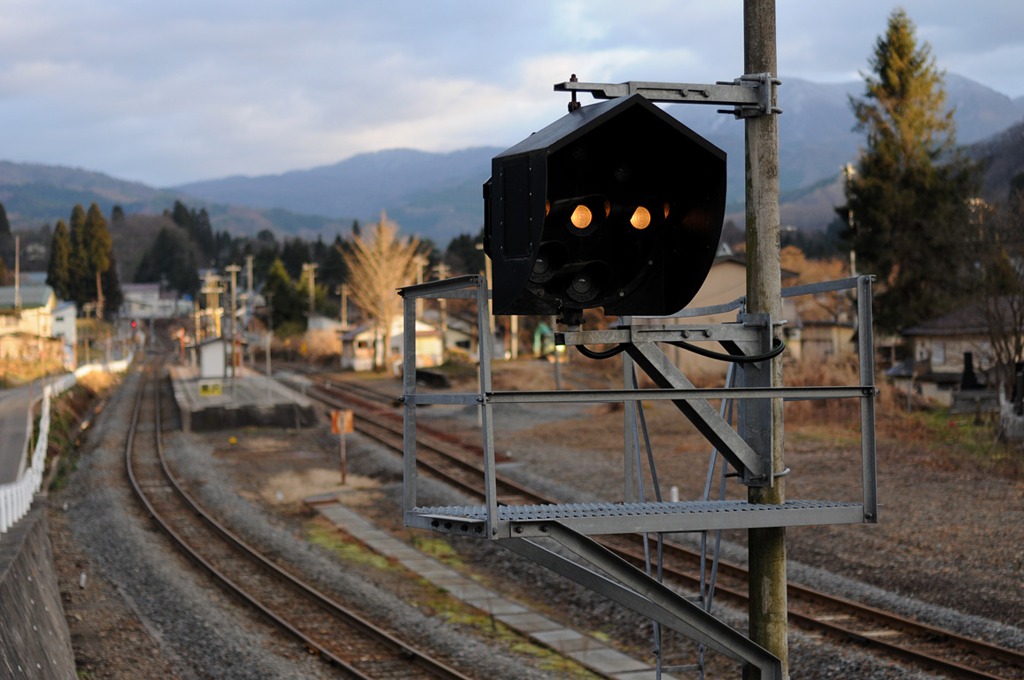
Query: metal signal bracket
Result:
<box><xmin>554</xmin><ymin>72</ymin><xmax>782</xmax><ymax>118</ymax></box>
<box><xmin>397</xmin><ymin>274</ymin><xmax>877</xmax><ymax>680</ymax></box>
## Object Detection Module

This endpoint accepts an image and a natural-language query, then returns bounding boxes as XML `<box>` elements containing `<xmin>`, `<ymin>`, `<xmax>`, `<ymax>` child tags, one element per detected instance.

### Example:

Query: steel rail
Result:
<box><xmin>312</xmin><ymin>375</ymin><xmax>1024</xmax><ymax>680</ymax></box>
<box><xmin>125</xmin><ymin>359</ymin><xmax>472</xmax><ymax>680</ymax></box>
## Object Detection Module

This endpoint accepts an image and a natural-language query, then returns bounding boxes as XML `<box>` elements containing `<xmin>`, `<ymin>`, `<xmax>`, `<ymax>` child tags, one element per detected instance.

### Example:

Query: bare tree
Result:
<box><xmin>341</xmin><ymin>211</ymin><xmax>422</xmax><ymax>370</ymax></box>
<box><xmin>976</xmin><ymin>190</ymin><xmax>1024</xmax><ymax>396</ymax></box>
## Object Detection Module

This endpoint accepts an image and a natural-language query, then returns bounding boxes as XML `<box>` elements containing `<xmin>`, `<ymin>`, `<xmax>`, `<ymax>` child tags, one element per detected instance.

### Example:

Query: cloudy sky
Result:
<box><xmin>2</xmin><ymin>1</ymin><xmax>1022</xmax><ymax>188</ymax></box>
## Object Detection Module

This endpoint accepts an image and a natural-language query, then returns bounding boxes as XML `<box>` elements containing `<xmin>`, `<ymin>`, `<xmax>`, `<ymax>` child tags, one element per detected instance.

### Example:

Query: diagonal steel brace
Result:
<box><xmin>625</xmin><ymin>340</ymin><xmax>771</xmax><ymax>485</ymax></box>
<box><xmin>502</xmin><ymin>522</ymin><xmax>782</xmax><ymax>679</ymax></box>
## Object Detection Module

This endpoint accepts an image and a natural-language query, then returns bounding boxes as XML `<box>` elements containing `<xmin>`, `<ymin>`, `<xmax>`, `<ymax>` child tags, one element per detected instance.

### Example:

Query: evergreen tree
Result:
<box><xmin>195</xmin><ymin>208</ymin><xmax>216</xmax><ymax>257</ymax></box>
<box><xmin>213</xmin><ymin>229</ymin><xmax>233</xmax><ymax>267</ymax></box>
<box><xmin>255</xmin><ymin>229</ymin><xmax>277</xmax><ymax>248</ymax></box>
<box><xmin>262</xmin><ymin>257</ymin><xmax>305</xmax><ymax>331</ymax></box>
<box><xmin>101</xmin><ymin>251</ymin><xmax>123</xmax><ymax>316</ymax></box>
<box><xmin>47</xmin><ymin>220</ymin><xmax>73</xmax><ymax>299</ymax></box>
<box><xmin>135</xmin><ymin>227</ymin><xmax>199</xmax><ymax>297</ymax></box>
<box><xmin>280</xmin><ymin>237</ymin><xmax>310</xmax><ymax>279</ymax></box>
<box><xmin>444</xmin><ymin>231</ymin><xmax>484</xmax><ymax>275</ymax></box>
<box><xmin>67</xmin><ymin>205</ymin><xmax>91</xmax><ymax>309</ymax></box>
<box><xmin>318</xmin><ymin>234</ymin><xmax>348</xmax><ymax>289</ymax></box>
<box><xmin>170</xmin><ymin>200</ymin><xmax>192</xmax><ymax>229</ymax></box>
<box><xmin>253</xmin><ymin>243</ymin><xmax>279</xmax><ymax>288</ymax></box>
<box><xmin>168</xmin><ymin>200</ymin><xmax>216</xmax><ymax>264</ymax></box>
<box><xmin>842</xmin><ymin>8</ymin><xmax>979</xmax><ymax>333</ymax></box>
<box><xmin>0</xmin><ymin>202</ymin><xmax>12</xmax><ymax>270</ymax></box>
<box><xmin>81</xmin><ymin>203</ymin><xmax>115</xmax><ymax>318</ymax></box>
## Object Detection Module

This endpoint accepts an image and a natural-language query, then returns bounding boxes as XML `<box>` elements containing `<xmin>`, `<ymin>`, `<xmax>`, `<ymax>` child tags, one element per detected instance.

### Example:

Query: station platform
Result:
<box><xmin>168</xmin><ymin>366</ymin><xmax>319</xmax><ymax>432</ymax></box>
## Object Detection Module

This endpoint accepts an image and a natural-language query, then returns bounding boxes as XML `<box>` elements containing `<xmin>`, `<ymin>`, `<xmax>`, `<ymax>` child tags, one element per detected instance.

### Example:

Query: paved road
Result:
<box><xmin>0</xmin><ymin>383</ymin><xmax>34</xmax><ymax>485</ymax></box>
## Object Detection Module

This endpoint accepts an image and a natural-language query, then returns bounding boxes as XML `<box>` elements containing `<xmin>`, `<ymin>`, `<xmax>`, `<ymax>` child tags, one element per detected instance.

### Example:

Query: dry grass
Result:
<box><xmin>488</xmin><ymin>353</ymin><xmax>1023</xmax><ymax>482</ymax></box>
<box><xmin>78</xmin><ymin>370</ymin><xmax>117</xmax><ymax>392</ymax></box>
<box><xmin>783</xmin><ymin>357</ymin><xmax>863</xmax><ymax>427</ymax></box>
<box><xmin>302</xmin><ymin>328</ymin><xmax>342</xmax><ymax>359</ymax></box>
<box><xmin>0</xmin><ymin>360</ymin><xmax>56</xmax><ymax>386</ymax></box>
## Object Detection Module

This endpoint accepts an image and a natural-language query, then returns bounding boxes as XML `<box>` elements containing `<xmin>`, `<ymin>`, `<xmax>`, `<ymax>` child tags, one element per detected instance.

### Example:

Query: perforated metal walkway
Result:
<box><xmin>408</xmin><ymin>499</ymin><xmax>867</xmax><ymax>538</ymax></box>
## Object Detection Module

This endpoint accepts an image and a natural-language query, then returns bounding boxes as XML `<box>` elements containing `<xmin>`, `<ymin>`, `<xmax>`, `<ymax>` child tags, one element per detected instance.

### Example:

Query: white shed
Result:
<box><xmin>198</xmin><ymin>338</ymin><xmax>227</xmax><ymax>379</ymax></box>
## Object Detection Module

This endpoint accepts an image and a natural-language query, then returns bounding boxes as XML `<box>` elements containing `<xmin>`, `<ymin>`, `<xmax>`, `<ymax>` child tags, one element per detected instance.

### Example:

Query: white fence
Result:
<box><xmin>0</xmin><ymin>357</ymin><xmax>132</xmax><ymax>538</ymax></box>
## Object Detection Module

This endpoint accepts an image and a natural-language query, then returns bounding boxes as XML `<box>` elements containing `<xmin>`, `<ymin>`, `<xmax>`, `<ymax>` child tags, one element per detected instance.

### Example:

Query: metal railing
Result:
<box><xmin>0</xmin><ymin>356</ymin><xmax>133</xmax><ymax>538</ymax></box>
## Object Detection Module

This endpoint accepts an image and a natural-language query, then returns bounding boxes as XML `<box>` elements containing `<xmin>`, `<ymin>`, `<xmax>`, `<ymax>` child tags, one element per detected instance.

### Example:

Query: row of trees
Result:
<box><xmin>123</xmin><ymin>200</ymin><xmax>478</xmax><ymax>350</ymax></box>
<box><xmin>46</xmin><ymin>203</ymin><xmax>122</xmax><ymax>318</ymax></box>
<box><xmin>5</xmin><ymin>193</ymin><xmax>481</xmax><ymax>363</ymax></box>
<box><xmin>261</xmin><ymin>212</ymin><xmax>434</xmax><ymax>340</ymax></box>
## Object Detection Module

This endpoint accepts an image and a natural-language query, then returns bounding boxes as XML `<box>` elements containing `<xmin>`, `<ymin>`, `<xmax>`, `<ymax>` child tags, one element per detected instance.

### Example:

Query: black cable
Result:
<box><xmin>575</xmin><ymin>343</ymin><xmax>627</xmax><ymax>360</ymax></box>
<box><xmin>668</xmin><ymin>337</ymin><xmax>786</xmax><ymax>364</ymax></box>
<box><xmin>574</xmin><ymin>336</ymin><xmax>785</xmax><ymax>363</ymax></box>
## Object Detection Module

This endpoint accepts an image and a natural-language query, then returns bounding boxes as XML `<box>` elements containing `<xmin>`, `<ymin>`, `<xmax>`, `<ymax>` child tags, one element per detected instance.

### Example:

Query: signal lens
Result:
<box><xmin>630</xmin><ymin>206</ymin><xmax>652</xmax><ymax>230</ymax></box>
<box><xmin>570</xmin><ymin>204</ymin><xmax>592</xmax><ymax>229</ymax></box>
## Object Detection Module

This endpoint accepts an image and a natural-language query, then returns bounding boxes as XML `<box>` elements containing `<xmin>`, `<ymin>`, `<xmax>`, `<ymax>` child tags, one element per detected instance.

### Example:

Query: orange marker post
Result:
<box><xmin>330</xmin><ymin>409</ymin><xmax>355</xmax><ymax>484</ymax></box>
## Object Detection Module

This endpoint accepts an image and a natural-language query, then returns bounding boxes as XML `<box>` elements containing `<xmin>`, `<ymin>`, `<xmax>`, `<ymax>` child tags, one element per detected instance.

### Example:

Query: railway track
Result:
<box><xmin>309</xmin><ymin>372</ymin><xmax>1024</xmax><ymax>680</ymax></box>
<box><xmin>124</xmin><ymin>359</ymin><xmax>472</xmax><ymax>680</ymax></box>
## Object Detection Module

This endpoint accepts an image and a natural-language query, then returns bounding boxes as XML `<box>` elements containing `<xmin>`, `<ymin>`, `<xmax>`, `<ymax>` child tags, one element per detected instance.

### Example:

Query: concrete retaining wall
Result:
<box><xmin>0</xmin><ymin>500</ymin><xmax>75</xmax><ymax>679</ymax></box>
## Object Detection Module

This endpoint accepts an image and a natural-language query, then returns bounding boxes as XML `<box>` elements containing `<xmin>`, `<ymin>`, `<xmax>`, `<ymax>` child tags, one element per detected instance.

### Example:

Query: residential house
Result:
<box><xmin>121</xmin><ymin>282</ymin><xmax>191</xmax><ymax>319</ymax></box>
<box><xmin>895</xmin><ymin>300</ymin><xmax>1008</xmax><ymax>406</ymax></box>
<box><xmin>0</xmin><ymin>284</ymin><xmax>60</xmax><ymax>365</ymax></box>
<box><xmin>340</xmin><ymin>316</ymin><xmax>444</xmax><ymax>372</ymax></box>
<box><xmin>52</xmin><ymin>300</ymin><xmax>78</xmax><ymax>369</ymax></box>
<box><xmin>635</xmin><ymin>249</ymin><xmax>804</xmax><ymax>378</ymax></box>
<box><xmin>420</xmin><ymin>308</ymin><xmax>501</xmax><ymax>361</ymax></box>
<box><xmin>0</xmin><ymin>285</ymin><xmax>56</xmax><ymax>338</ymax></box>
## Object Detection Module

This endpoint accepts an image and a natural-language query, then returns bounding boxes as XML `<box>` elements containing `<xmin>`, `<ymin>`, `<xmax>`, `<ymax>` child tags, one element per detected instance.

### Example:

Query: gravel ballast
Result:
<box><xmin>49</xmin><ymin>362</ymin><xmax>1024</xmax><ymax>679</ymax></box>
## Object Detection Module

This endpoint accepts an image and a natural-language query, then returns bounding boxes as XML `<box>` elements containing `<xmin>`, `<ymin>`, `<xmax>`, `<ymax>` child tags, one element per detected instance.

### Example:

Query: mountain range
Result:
<box><xmin>2</xmin><ymin>74</ymin><xmax>1023</xmax><ymax>247</ymax></box>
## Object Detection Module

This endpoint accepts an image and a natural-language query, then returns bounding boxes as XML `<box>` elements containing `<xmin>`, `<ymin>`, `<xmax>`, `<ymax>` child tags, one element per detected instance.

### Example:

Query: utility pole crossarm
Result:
<box><xmin>554</xmin><ymin>74</ymin><xmax>781</xmax><ymax>117</ymax></box>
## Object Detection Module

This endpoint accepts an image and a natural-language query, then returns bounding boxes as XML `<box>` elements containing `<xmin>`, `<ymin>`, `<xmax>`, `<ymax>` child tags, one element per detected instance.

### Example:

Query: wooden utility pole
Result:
<box><xmin>743</xmin><ymin>1</ymin><xmax>787</xmax><ymax>677</ymax></box>
<box><xmin>225</xmin><ymin>264</ymin><xmax>241</xmax><ymax>383</ymax></box>
<box><xmin>432</xmin><ymin>264</ymin><xmax>451</xmax><ymax>363</ymax></box>
<box><xmin>302</xmin><ymin>262</ymin><xmax>318</xmax><ymax>314</ymax></box>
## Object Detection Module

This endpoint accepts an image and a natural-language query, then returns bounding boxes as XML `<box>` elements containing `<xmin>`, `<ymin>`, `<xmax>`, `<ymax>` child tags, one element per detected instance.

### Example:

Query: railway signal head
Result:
<box><xmin>483</xmin><ymin>93</ymin><xmax>726</xmax><ymax>323</ymax></box>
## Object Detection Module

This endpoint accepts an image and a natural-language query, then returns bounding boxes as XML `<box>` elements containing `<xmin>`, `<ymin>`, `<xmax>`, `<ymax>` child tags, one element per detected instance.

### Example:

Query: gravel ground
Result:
<box><xmin>48</xmin><ymin>357</ymin><xmax>1024</xmax><ymax>679</ymax></box>
<box><xmin>50</xmin><ymin>367</ymin><xmax>559</xmax><ymax>680</ymax></box>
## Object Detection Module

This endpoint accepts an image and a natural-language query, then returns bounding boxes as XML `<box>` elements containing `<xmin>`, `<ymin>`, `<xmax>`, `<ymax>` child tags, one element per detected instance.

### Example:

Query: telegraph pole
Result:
<box><xmin>225</xmin><ymin>264</ymin><xmax>241</xmax><ymax>384</ymax></box>
<box><xmin>414</xmin><ymin>255</ymin><xmax>429</xmax><ymax>320</ymax></box>
<box><xmin>246</xmin><ymin>254</ymin><xmax>255</xmax><ymax>368</ymax></box>
<box><xmin>432</xmin><ymin>263</ymin><xmax>451</xmax><ymax>363</ymax></box>
<box><xmin>337</xmin><ymin>283</ymin><xmax>350</xmax><ymax>327</ymax></box>
<box><xmin>743</xmin><ymin>1</ymin><xmax>787</xmax><ymax>677</ymax></box>
<box><xmin>302</xmin><ymin>263</ymin><xmax>318</xmax><ymax>314</ymax></box>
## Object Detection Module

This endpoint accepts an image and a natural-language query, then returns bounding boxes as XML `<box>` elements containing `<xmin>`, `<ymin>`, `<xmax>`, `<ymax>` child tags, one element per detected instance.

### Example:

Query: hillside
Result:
<box><xmin>174</xmin><ymin>147</ymin><xmax>499</xmax><ymax>244</ymax></box>
<box><xmin>172</xmin><ymin>74</ymin><xmax>1024</xmax><ymax>235</ymax></box>
<box><xmin>3</xmin><ymin>74</ymin><xmax>1022</xmax><ymax>246</ymax></box>
<box><xmin>0</xmin><ymin>161</ymin><xmax>166</xmax><ymax>224</ymax></box>
<box><xmin>672</xmin><ymin>74</ymin><xmax>1023</xmax><ymax>225</ymax></box>
<box><xmin>0</xmin><ymin>161</ymin><xmax>351</xmax><ymax>242</ymax></box>
<box><xmin>968</xmin><ymin>118</ymin><xmax>1024</xmax><ymax>202</ymax></box>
